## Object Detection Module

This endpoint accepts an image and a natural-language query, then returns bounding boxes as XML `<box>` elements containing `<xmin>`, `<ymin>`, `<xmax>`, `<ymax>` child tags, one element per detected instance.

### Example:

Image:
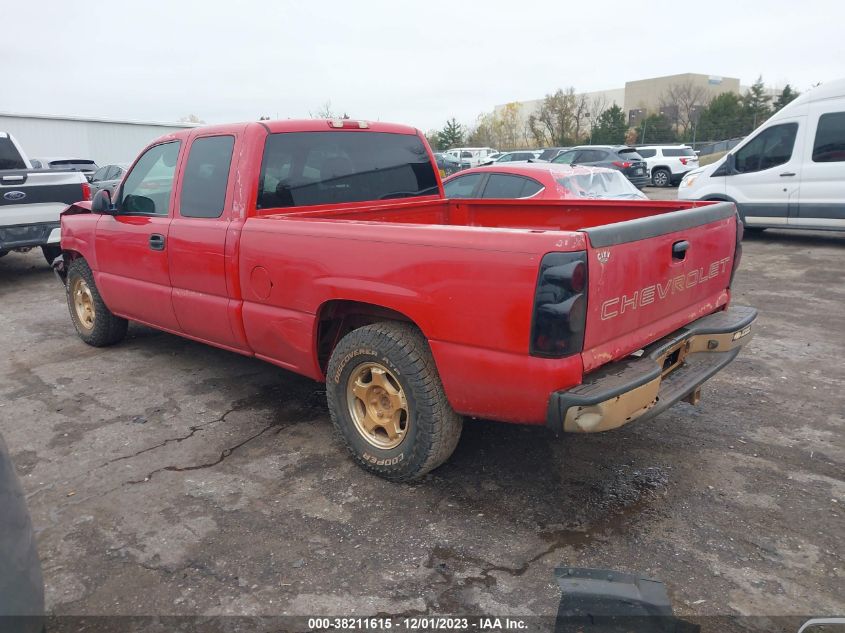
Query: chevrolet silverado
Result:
<box><xmin>54</xmin><ymin>119</ymin><xmax>757</xmax><ymax>481</ymax></box>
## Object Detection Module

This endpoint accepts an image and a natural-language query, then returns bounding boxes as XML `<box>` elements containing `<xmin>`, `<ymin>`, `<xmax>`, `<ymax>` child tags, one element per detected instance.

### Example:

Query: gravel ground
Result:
<box><xmin>0</xmin><ymin>198</ymin><xmax>842</xmax><ymax>627</ymax></box>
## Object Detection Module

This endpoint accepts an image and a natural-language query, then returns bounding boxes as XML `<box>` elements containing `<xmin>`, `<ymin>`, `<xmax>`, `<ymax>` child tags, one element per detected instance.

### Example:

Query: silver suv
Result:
<box><xmin>636</xmin><ymin>145</ymin><xmax>699</xmax><ymax>187</ymax></box>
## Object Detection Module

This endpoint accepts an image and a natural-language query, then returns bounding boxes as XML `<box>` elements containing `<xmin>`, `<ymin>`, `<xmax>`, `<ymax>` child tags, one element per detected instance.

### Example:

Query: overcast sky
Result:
<box><xmin>3</xmin><ymin>0</ymin><xmax>842</xmax><ymax>131</ymax></box>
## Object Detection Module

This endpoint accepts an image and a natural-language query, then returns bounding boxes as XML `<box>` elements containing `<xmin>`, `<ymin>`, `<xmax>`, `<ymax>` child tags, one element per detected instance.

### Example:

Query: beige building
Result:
<box><xmin>623</xmin><ymin>73</ymin><xmax>740</xmax><ymax>114</ymax></box>
<box><xmin>494</xmin><ymin>72</ymin><xmax>743</xmax><ymax>131</ymax></box>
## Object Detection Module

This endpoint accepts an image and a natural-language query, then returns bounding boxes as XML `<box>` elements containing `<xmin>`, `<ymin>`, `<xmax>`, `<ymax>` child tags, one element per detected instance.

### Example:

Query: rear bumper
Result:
<box><xmin>626</xmin><ymin>174</ymin><xmax>651</xmax><ymax>188</ymax></box>
<box><xmin>547</xmin><ymin>306</ymin><xmax>757</xmax><ymax>433</ymax></box>
<box><xmin>0</xmin><ymin>221</ymin><xmax>60</xmax><ymax>250</ymax></box>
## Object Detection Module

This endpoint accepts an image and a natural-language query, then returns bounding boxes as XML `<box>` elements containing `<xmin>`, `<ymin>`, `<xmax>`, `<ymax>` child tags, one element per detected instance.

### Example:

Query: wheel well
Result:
<box><xmin>315</xmin><ymin>300</ymin><xmax>417</xmax><ymax>373</ymax></box>
<box><xmin>652</xmin><ymin>165</ymin><xmax>671</xmax><ymax>174</ymax></box>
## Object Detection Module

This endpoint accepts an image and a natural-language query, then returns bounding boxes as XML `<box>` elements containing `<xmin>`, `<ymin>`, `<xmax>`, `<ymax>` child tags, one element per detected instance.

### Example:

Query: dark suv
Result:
<box><xmin>552</xmin><ymin>146</ymin><xmax>650</xmax><ymax>188</ymax></box>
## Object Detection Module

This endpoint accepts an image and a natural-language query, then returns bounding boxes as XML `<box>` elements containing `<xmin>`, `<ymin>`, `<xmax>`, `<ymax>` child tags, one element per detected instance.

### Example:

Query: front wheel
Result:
<box><xmin>652</xmin><ymin>168</ymin><xmax>671</xmax><ymax>187</ymax></box>
<box><xmin>326</xmin><ymin>322</ymin><xmax>463</xmax><ymax>482</ymax></box>
<box><xmin>66</xmin><ymin>258</ymin><xmax>128</xmax><ymax>347</ymax></box>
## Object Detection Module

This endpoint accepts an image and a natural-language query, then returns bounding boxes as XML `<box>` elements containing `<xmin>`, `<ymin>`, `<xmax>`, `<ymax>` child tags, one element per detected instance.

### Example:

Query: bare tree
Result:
<box><xmin>659</xmin><ymin>81</ymin><xmax>711</xmax><ymax>136</ymax></box>
<box><xmin>179</xmin><ymin>114</ymin><xmax>205</xmax><ymax>124</ymax></box>
<box><xmin>310</xmin><ymin>101</ymin><xmax>350</xmax><ymax>119</ymax></box>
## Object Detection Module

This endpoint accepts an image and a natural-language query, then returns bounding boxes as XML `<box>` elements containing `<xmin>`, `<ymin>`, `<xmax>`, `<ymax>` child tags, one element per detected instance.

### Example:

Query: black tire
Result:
<box><xmin>41</xmin><ymin>244</ymin><xmax>61</xmax><ymax>265</ymax></box>
<box><xmin>326</xmin><ymin>322</ymin><xmax>463</xmax><ymax>482</ymax></box>
<box><xmin>652</xmin><ymin>168</ymin><xmax>671</xmax><ymax>188</ymax></box>
<box><xmin>66</xmin><ymin>258</ymin><xmax>128</xmax><ymax>347</ymax></box>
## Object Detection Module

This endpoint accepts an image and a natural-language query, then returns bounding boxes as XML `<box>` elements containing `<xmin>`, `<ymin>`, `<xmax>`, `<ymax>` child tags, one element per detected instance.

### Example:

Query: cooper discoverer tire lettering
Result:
<box><xmin>326</xmin><ymin>322</ymin><xmax>462</xmax><ymax>482</ymax></box>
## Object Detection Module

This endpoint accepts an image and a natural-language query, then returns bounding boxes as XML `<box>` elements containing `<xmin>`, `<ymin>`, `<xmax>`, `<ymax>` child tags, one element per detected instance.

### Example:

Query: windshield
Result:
<box><xmin>555</xmin><ymin>169</ymin><xmax>647</xmax><ymax>199</ymax></box>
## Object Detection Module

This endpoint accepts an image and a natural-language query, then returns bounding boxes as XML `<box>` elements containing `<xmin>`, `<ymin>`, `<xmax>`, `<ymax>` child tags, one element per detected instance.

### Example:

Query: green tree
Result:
<box><xmin>425</xmin><ymin>130</ymin><xmax>441</xmax><ymax>151</ymax></box>
<box><xmin>697</xmin><ymin>92</ymin><xmax>745</xmax><ymax>140</ymax></box>
<box><xmin>635</xmin><ymin>114</ymin><xmax>676</xmax><ymax>144</ymax></box>
<box><xmin>437</xmin><ymin>118</ymin><xmax>465</xmax><ymax>149</ymax></box>
<box><xmin>772</xmin><ymin>84</ymin><xmax>800</xmax><ymax>112</ymax></box>
<box><xmin>741</xmin><ymin>76</ymin><xmax>772</xmax><ymax>132</ymax></box>
<box><xmin>589</xmin><ymin>105</ymin><xmax>627</xmax><ymax>144</ymax></box>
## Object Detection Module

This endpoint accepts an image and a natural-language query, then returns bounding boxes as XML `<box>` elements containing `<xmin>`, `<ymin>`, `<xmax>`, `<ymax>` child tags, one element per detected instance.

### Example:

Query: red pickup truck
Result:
<box><xmin>54</xmin><ymin>119</ymin><xmax>756</xmax><ymax>481</ymax></box>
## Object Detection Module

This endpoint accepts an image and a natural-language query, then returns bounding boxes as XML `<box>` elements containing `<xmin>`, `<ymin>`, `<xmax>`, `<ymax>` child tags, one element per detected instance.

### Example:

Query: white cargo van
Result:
<box><xmin>444</xmin><ymin>147</ymin><xmax>497</xmax><ymax>168</ymax></box>
<box><xmin>679</xmin><ymin>79</ymin><xmax>845</xmax><ymax>231</ymax></box>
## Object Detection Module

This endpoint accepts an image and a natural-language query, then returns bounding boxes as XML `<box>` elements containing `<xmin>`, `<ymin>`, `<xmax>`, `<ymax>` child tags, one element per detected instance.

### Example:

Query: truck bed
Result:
<box><xmin>265</xmin><ymin>197</ymin><xmax>712</xmax><ymax>232</ymax></box>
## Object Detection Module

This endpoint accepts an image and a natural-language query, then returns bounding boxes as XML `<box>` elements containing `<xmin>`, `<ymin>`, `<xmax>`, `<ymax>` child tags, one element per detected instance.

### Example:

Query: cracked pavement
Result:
<box><xmin>0</xmin><ymin>221</ymin><xmax>843</xmax><ymax>621</ymax></box>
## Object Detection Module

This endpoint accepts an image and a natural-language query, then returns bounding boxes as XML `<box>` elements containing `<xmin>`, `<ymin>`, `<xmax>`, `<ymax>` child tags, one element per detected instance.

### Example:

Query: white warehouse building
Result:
<box><xmin>0</xmin><ymin>112</ymin><xmax>197</xmax><ymax>166</ymax></box>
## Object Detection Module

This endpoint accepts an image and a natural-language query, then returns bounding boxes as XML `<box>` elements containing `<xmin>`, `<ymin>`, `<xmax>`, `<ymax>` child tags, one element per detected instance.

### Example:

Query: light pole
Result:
<box><xmin>585</xmin><ymin>112</ymin><xmax>592</xmax><ymax>144</ymax></box>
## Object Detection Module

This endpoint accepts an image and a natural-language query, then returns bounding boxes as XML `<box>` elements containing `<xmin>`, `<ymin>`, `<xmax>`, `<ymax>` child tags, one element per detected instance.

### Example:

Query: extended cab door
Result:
<box><xmin>725</xmin><ymin>118</ymin><xmax>804</xmax><ymax>227</ymax></box>
<box><xmin>792</xmin><ymin>105</ymin><xmax>845</xmax><ymax>228</ymax></box>
<box><xmin>94</xmin><ymin>141</ymin><xmax>182</xmax><ymax>331</ymax></box>
<box><xmin>168</xmin><ymin>131</ymin><xmax>249</xmax><ymax>351</ymax></box>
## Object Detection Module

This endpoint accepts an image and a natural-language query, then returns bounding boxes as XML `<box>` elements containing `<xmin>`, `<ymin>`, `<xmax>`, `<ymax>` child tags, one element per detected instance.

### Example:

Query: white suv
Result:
<box><xmin>636</xmin><ymin>145</ymin><xmax>699</xmax><ymax>187</ymax></box>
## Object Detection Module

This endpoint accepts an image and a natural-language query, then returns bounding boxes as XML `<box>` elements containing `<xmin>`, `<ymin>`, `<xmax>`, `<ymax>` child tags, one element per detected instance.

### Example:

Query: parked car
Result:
<box><xmin>636</xmin><ymin>145</ymin><xmax>699</xmax><ymax>187</ymax></box>
<box><xmin>89</xmin><ymin>163</ymin><xmax>130</xmax><ymax>195</ymax></box>
<box><xmin>0</xmin><ymin>431</ymin><xmax>45</xmax><ymax>630</ymax></box>
<box><xmin>491</xmin><ymin>150</ymin><xmax>541</xmax><ymax>164</ymax></box>
<box><xmin>480</xmin><ymin>151</ymin><xmax>503</xmax><ymax>165</ymax></box>
<box><xmin>680</xmin><ymin>77</ymin><xmax>845</xmax><ymax>232</ymax></box>
<box><xmin>31</xmin><ymin>157</ymin><xmax>98</xmax><ymax>182</ymax></box>
<box><xmin>432</xmin><ymin>153</ymin><xmax>461</xmax><ymax>177</ymax></box>
<box><xmin>444</xmin><ymin>147</ymin><xmax>498</xmax><ymax>168</ymax></box>
<box><xmin>443</xmin><ymin>163</ymin><xmax>647</xmax><ymax>200</ymax></box>
<box><xmin>552</xmin><ymin>146</ymin><xmax>650</xmax><ymax>188</ymax></box>
<box><xmin>536</xmin><ymin>147</ymin><xmax>571</xmax><ymax>162</ymax></box>
<box><xmin>54</xmin><ymin>118</ymin><xmax>754</xmax><ymax>481</ymax></box>
<box><xmin>1</xmin><ymin>133</ymin><xmax>91</xmax><ymax>263</ymax></box>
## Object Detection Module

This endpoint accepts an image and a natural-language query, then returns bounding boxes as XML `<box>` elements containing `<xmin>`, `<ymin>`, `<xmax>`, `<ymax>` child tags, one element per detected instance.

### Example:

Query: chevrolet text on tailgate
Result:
<box><xmin>53</xmin><ymin>119</ymin><xmax>757</xmax><ymax>481</ymax></box>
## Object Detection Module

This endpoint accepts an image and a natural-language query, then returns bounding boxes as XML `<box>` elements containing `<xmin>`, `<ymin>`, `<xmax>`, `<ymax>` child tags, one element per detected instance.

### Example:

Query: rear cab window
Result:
<box><xmin>0</xmin><ymin>136</ymin><xmax>26</xmax><ymax>170</ymax></box>
<box><xmin>257</xmin><ymin>131</ymin><xmax>438</xmax><ymax>209</ymax></box>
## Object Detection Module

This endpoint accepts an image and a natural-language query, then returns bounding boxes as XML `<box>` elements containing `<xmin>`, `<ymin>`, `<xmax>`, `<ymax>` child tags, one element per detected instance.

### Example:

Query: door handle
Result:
<box><xmin>672</xmin><ymin>240</ymin><xmax>689</xmax><ymax>260</ymax></box>
<box><xmin>149</xmin><ymin>234</ymin><xmax>165</xmax><ymax>251</ymax></box>
<box><xmin>780</xmin><ymin>172</ymin><xmax>796</xmax><ymax>177</ymax></box>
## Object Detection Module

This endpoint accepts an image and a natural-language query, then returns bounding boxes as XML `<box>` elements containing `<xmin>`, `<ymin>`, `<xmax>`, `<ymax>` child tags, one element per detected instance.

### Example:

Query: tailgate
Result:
<box><xmin>579</xmin><ymin>202</ymin><xmax>738</xmax><ymax>373</ymax></box>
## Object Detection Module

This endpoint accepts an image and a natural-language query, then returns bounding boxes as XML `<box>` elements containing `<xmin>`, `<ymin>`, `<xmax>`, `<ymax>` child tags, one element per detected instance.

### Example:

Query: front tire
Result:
<box><xmin>66</xmin><ymin>258</ymin><xmax>128</xmax><ymax>347</ymax></box>
<box><xmin>326</xmin><ymin>322</ymin><xmax>463</xmax><ymax>482</ymax></box>
<box><xmin>652</xmin><ymin>168</ymin><xmax>671</xmax><ymax>188</ymax></box>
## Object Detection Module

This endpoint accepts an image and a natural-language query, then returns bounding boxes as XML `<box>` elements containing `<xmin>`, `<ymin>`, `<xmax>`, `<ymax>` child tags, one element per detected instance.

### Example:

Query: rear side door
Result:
<box><xmin>724</xmin><ymin>119</ymin><xmax>804</xmax><ymax>226</ymax></box>
<box><xmin>95</xmin><ymin>141</ymin><xmax>182</xmax><ymax>331</ymax></box>
<box><xmin>794</xmin><ymin>106</ymin><xmax>845</xmax><ymax>228</ymax></box>
<box><xmin>168</xmin><ymin>132</ymin><xmax>248</xmax><ymax>350</ymax></box>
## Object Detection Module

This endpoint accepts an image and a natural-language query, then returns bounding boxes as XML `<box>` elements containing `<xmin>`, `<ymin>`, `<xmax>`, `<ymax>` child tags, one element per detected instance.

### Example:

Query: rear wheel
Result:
<box><xmin>652</xmin><ymin>168</ymin><xmax>671</xmax><ymax>188</ymax></box>
<box><xmin>66</xmin><ymin>258</ymin><xmax>128</xmax><ymax>347</ymax></box>
<box><xmin>326</xmin><ymin>322</ymin><xmax>463</xmax><ymax>482</ymax></box>
<box><xmin>41</xmin><ymin>244</ymin><xmax>61</xmax><ymax>265</ymax></box>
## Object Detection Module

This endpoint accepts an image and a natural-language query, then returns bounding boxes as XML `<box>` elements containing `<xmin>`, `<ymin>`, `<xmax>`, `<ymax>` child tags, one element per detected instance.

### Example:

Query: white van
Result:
<box><xmin>679</xmin><ymin>78</ymin><xmax>845</xmax><ymax>231</ymax></box>
<box><xmin>444</xmin><ymin>147</ymin><xmax>497</xmax><ymax>168</ymax></box>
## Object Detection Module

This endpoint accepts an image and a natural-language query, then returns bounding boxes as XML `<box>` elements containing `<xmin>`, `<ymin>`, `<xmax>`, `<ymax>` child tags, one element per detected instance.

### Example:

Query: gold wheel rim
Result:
<box><xmin>71</xmin><ymin>277</ymin><xmax>96</xmax><ymax>331</ymax></box>
<box><xmin>346</xmin><ymin>362</ymin><xmax>410</xmax><ymax>450</ymax></box>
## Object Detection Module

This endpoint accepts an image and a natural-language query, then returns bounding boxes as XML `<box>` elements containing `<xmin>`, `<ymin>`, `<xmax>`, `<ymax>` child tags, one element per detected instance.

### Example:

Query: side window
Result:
<box><xmin>91</xmin><ymin>166</ymin><xmax>109</xmax><ymax>182</ymax></box>
<box><xmin>552</xmin><ymin>150</ymin><xmax>577</xmax><ymax>164</ymax></box>
<box><xmin>120</xmin><ymin>142</ymin><xmax>181</xmax><ymax>215</ymax></box>
<box><xmin>521</xmin><ymin>178</ymin><xmax>544</xmax><ymax>197</ymax></box>
<box><xmin>637</xmin><ymin>149</ymin><xmax>657</xmax><ymax>158</ymax></box>
<box><xmin>498</xmin><ymin>153</ymin><xmax>511</xmax><ymax>163</ymax></box>
<box><xmin>734</xmin><ymin>123</ymin><xmax>798</xmax><ymax>173</ymax></box>
<box><xmin>812</xmin><ymin>112</ymin><xmax>845</xmax><ymax>162</ymax></box>
<box><xmin>180</xmin><ymin>135</ymin><xmax>235</xmax><ymax>218</ymax></box>
<box><xmin>443</xmin><ymin>174</ymin><xmax>483</xmax><ymax>199</ymax></box>
<box><xmin>482</xmin><ymin>174</ymin><xmax>543</xmax><ymax>199</ymax></box>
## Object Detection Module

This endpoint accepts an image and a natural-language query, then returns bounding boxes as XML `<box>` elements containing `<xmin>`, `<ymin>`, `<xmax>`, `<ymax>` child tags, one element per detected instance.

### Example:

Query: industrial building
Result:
<box><xmin>495</xmin><ymin>72</ymin><xmax>745</xmax><ymax>127</ymax></box>
<box><xmin>0</xmin><ymin>112</ymin><xmax>197</xmax><ymax>166</ymax></box>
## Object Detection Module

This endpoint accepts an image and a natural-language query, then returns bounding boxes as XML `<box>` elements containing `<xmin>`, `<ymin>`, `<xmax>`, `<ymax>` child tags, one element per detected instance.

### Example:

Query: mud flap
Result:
<box><xmin>555</xmin><ymin>568</ymin><xmax>699</xmax><ymax>632</ymax></box>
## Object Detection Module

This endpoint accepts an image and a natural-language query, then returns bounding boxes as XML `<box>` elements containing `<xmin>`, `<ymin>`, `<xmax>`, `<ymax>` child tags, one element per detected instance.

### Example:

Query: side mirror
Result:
<box><xmin>91</xmin><ymin>189</ymin><xmax>113</xmax><ymax>214</ymax></box>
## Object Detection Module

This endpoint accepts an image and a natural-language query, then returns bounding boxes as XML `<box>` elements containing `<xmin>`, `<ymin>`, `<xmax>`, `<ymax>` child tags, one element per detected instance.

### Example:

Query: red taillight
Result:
<box><xmin>680</xmin><ymin>157</ymin><xmax>689</xmax><ymax>165</ymax></box>
<box><xmin>531</xmin><ymin>252</ymin><xmax>588</xmax><ymax>357</ymax></box>
<box><xmin>81</xmin><ymin>182</ymin><xmax>91</xmax><ymax>201</ymax></box>
<box><xmin>612</xmin><ymin>161</ymin><xmax>632</xmax><ymax>169</ymax></box>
